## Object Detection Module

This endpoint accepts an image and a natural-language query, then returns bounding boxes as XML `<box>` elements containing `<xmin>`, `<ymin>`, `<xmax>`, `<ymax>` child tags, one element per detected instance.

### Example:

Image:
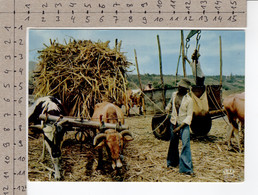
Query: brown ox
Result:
<box><xmin>121</xmin><ymin>89</ymin><xmax>146</xmax><ymax>116</ymax></box>
<box><xmin>223</xmin><ymin>92</ymin><xmax>245</xmax><ymax>152</ymax></box>
<box><xmin>91</xmin><ymin>102</ymin><xmax>133</xmax><ymax>169</ymax></box>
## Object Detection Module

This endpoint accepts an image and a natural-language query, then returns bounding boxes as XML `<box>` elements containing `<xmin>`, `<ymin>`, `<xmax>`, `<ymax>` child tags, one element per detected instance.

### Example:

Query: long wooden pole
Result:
<box><xmin>175</xmin><ymin>43</ymin><xmax>182</xmax><ymax>85</ymax></box>
<box><xmin>115</xmin><ymin>38</ymin><xmax>118</xmax><ymax>51</ymax></box>
<box><xmin>38</xmin><ymin>114</ymin><xmax>129</xmax><ymax>131</ymax></box>
<box><xmin>219</xmin><ymin>36</ymin><xmax>223</xmax><ymax>85</ymax></box>
<box><xmin>157</xmin><ymin>35</ymin><xmax>166</xmax><ymax>109</ymax></box>
<box><xmin>134</xmin><ymin>49</ymin><xmax>143</xmax><ymax>91</ymax></box>
<box><xmin>181</xmin><ymin>30</ymin><xmax>187</xmax><ymax>77</ymax></box>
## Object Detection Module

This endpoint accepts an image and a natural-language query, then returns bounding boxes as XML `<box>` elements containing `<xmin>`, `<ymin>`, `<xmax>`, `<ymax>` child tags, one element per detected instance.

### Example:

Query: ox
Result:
<box><xmin>91</xmin><ymin>102</ymin><xmax>133</xmax><ymax>170</ymax></box>
<box><xmin>29</xmin><ymin>96</ymin><xmax>66</xmax><ymax>180</ymax></box>
<box><xmin>120</xmin><ymin>89</ymin><xmax>145</xmax><ymax>116</ymax></box>
<box><xmin>223</xmin><ymin>92</ymin><xmax>245</xmax><ymax>152</ymax></box>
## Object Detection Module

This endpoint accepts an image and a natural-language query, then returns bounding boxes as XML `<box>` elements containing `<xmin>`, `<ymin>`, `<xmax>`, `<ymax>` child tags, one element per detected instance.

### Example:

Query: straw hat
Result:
<box><xmin>178</xmin><ymin>78</ymin><xmax>191</xmax><ymax>89</ymax></box>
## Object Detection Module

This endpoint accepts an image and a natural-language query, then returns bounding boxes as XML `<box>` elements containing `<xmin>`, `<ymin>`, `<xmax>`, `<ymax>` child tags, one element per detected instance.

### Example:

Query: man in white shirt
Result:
<box><xmin>185</xmin><ymin>49</ymin><xmax>205</xmax><ymax>86</ymax></box>
<box><xmin>165</xmin><ymin>78</ymin><xmax>194</xmax><ymax>176</ymax></box>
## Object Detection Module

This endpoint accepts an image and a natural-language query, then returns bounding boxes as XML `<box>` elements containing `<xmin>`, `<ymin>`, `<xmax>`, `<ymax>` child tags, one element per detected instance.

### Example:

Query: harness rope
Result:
<box><xmin>130</xmin><ymin>81</ymin><xmax>166</xmax><ymax>114</ymax></box>
<box><xmin>152</xmin><ymin>114</ymin><xmax>169</xmax><ymax>133</ymax></box>
<box><xmin>206</xmin><ymin>86</ymin><xmax>229</xmax><ymax>125</ymax></box>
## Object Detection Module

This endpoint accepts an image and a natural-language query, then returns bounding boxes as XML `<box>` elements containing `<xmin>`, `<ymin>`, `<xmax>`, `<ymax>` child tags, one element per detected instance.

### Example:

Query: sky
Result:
<box><xmin>29</xmin><ymin>29</ymin><xmax>245</xmax><ymax>76</ymax></box>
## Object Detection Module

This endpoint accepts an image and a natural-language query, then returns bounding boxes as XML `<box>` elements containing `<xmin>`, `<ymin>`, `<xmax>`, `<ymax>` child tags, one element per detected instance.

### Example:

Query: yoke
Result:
<box><xmin>39</xmin><ymin>114</ymin><xmax>129</xmax><ymax>132</ymax></box>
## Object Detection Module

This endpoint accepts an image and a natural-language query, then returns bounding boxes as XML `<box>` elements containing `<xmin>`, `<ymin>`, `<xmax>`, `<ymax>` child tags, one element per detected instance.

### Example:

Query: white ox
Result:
<box><xmin>29</xmin><ymin>96</ymin><xmax>66</xmax><ymax>180</ymax></box>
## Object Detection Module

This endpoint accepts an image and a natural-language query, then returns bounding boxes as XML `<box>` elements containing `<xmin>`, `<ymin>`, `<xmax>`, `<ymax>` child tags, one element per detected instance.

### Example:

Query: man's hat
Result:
<box><xmin>178</xmin><ymin>78</ymin><xmax>191</xmax><ymax>89</ymax></box>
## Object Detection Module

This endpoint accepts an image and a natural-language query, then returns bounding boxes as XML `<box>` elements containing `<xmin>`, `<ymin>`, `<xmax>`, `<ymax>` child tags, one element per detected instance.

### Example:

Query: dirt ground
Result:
<box><xmin>28</xmin><ymin>113</ymin><xmax>244</xmax><ymax>182</ymax></box>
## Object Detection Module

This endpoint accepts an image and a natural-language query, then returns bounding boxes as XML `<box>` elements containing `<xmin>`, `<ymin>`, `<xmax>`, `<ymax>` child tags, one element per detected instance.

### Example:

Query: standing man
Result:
<box><xmin>165</xmin><ymin>78</ymin><xmax>194</xmax><ymax>175</ymax></box>
<box><xmin>185</xmin><ymin>49</ymin><xmax>205</xmax><ymax>86</ymax></box>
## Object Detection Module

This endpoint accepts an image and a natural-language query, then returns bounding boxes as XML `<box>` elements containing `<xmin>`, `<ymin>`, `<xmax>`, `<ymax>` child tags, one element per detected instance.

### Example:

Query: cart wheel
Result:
<box><xmin>190</xmin><ymin>115</ymin><xmax>212</xmax><ymax>136</ymax></box>
<box><xmin>152</xmin><ymin>114</ymin><xmax>171</xmax><ymax>141</ymax></box>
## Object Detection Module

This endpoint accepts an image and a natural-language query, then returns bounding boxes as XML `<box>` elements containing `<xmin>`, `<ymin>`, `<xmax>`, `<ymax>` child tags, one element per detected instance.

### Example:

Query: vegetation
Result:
<box><xmin>127</xmin><ymin>74</ymin><xmax>244</xmax><ymax>95</ymax></box>
<box><xmin>31</xmin><ymin>39</ymin><xmax>131</xmax><ymax>117</ymax></box>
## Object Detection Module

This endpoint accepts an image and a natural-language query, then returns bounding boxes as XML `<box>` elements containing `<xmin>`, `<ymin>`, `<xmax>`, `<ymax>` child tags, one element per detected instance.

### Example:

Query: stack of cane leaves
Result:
<box><xmin>33</xmin><ymin>39</ymin><xmax>131</xmax><ymax>118</ymax></box>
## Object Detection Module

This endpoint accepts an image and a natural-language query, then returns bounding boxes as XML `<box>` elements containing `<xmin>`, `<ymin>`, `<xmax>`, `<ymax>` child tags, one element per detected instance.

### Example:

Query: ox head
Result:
<box><xmin>30</xmin><ymin>122</ymin><xmax>65</xmax><ymax>158</ymax></box>
<box><xmin>93</xmin><ymin>129</ymin><xmax>133</xmax><ymax>169</ymax></box>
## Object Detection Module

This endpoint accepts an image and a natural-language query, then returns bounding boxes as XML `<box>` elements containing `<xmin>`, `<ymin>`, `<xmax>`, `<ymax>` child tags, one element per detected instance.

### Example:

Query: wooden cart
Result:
<box><xmin>38</xmin><ymin>114</ymin><xmax>129</xmax><ymax>144</ymax></box>
<box><xmin>152</xmin><ymin>84</ymin><xmax>225</xmax><ymax>140</ymax></box>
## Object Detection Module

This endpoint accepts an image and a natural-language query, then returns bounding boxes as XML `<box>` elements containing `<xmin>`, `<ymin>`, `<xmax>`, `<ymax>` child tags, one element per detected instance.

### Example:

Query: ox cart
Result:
<box><xmin>151</xmin><ymin>30</ymin><xmax>225</xmax><ymax>140</ymax></box>
<box><xmin>151</xmin><ymin>84</ymin><xmax>225</xmax><ymax>140</ymax></box>
<box><xmin>37</xmin><ymin>114</ymin><xmax>129</xmax><ymax>144</ymax></box>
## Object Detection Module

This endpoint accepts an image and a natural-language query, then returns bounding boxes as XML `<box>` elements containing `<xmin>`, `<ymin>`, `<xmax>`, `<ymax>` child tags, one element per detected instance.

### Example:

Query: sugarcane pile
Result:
<box><xmin>33</xmin><ymin>39</ymin><xmax>131</xmax><ymax>118</ymax></box>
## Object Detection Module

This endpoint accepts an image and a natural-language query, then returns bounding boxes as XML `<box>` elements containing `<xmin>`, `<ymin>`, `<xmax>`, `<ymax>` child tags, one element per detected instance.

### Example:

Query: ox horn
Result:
<box><xmin>120</xmin><ymin>130</ymin><xmax>133</xmax><ymax>137</ymax></box>
<box><xmin>93</xmin><ymin>133</ymin><xmax>107</xmax><ymax>146</ymax></box>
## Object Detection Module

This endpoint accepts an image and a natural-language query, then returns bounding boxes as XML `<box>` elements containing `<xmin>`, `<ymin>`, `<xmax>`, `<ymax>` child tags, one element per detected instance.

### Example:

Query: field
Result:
<box><xmin>28</xmin><ymin>111</ymin><xmax>244</xmax><ymax>182</ymax></box>
<box><xmin>28</xmin><ymin>74</ymin><xmax>244</xmax><ymax>182</ymax></box>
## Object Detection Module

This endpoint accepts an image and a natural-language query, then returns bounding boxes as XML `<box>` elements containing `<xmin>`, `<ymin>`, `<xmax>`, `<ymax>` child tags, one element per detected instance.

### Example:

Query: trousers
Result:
<box><xmin>167</xmin><ymin>123</ymin><xmax>193</xmax><ymax>173</ymax></box>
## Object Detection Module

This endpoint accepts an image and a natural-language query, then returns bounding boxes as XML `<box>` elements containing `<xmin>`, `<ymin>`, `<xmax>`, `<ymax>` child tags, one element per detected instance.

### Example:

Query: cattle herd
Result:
<box><xmin>28</xmin><ymin>91</ymin><xmax>245</xmax><ymax>181</ymax></box>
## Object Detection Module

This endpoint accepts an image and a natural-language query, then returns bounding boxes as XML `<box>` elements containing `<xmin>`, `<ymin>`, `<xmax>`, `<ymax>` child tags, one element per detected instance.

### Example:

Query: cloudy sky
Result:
<box><xmin>29</xmin><ymin>29</ymin><xmax>245</xmax><ymax>76</ymax></box>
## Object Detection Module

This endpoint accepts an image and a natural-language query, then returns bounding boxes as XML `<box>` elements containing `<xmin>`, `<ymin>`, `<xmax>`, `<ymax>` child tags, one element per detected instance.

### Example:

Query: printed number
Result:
<box><xmin>5</xmin><ymin>156</ymin><xmax>10</xmax><ymax>164</ymax></box>
<box><xmin>19</xmin><ymin>39</ymin><xmax>23</xmax><ymax>45</ymax></box>
<box><xmin>17</xmin><ymin>111</ymin><xmax>23</xmax><ymax>117</ymax></box>
<box><xmin>85</xmin><ymin>16</ymin><xmax>90</xmax><ymax>23</ymax></box>
<box><xmin>71</xmin><ymin>16</ymin><xmax>75</xmax><ymax>23</ymax></box>
<box><xmin>4</xmin><ymin>127</ymin><xmax>10</xmax><ymax>131</ymax></box>
<box><xmin>18</xmin><ymin>82</ymin><xmax>23</xmax><ymax>90</ymax></box>
<box><xmin>42</xmin><ymin>2</ymin><xmax>48</xmax><ymax>8</ymax></box>
<box><xmin>18</xmin><ymin>140</ymin><xmax>23</xmax><ymax>147</ymax></box>
<box><xmin>142</xmin><ymin>17</ymin><xmax>148</xmax><ymax>24</ymax></box>
<box><xmin>141</xmin><ymin>2</ymin><xmax>148</xmax><ymax>7</ymax></box>
<box><xmin>129</xmin><ymin>16</ymin><xmax>133</xmax><ymax>23</ymax></box>
<box><xmin>99</xmin><ymin>4</ymin><xmax>105</xmax><ymax>8</ymax></box>
<box><xmin>5</xmin><ymin>55</ymin><xmax>11</xmax><ymax>60</ymax></box>
<box><xmin>3</xmin><ymin>98</ymin><xmax>10</xmax><ymax>102</ymax></box>
<box><xmin>3</xmin><ymin>83</ymin><xmax>10</xmax><ymax>88</ymax></box>
<box><xmin>19</xmin><ymin>54</ymin><xmax>23</xmax><ymax>60</ymax></box>
<box><xmin>17</xmin><ymin>97</ymin><xmax>23</xmax><ymax>104</ymax></box>
<box><xmin>185</xmin><ymin>0</ymin><xmax>191</xmax><ymax>5</ymax></box>
<box><xmin>154</xmin><ymin>17</ymin><xmax>164</xmax><ymax>22</ymax></box>
<box><xmin>4</xmin><ymin>26</ymin><xmax>11</xmax><ymax>31</ymax></box>
<box><xmin>4</xmin><ymin>39</ymin><xmax>11</xmax><ymax>44</ymax></box>
<box><xmin>99</xmin><ymin>16</ymin><xmax>104</xmax><ymax>22</ymax></box>
<box><xmin>4</xmin><ymin>69</ymin><xmax>12</xmax><ymax>74</ymax></box>
<box><xmin>3</xmin><ymin>142</ymin><xmax>10</xmax><ymax>148</ymax></box>
<box><xmin>56</xmin><ymin>16</ymin><xmax>60</xmax><ymax>22</ymax></box>
<box><xmin>4</xmin><ymin>172</ymin><xmax>9</xmax><ymax>179</ymax></box>
<box><xmin>157</xmin><ymin>0</ymin><xmax>162</xmax><ymax>8</ymax></box>
<box><xmin>84</xmin><ymin>3</ymin><xmax>92</xmax><ymax>8</ymax></box>
<box><xmin>69</xmin><ymin>2</ymin><xmax>76</xmax><ymax>7</ymax></box>
<box><xmin>230</xmin><ymin>0</ymin><xmax>237</xmax><ymax>6</ymax></box>
<box><xmin>113</xmin><ymin>16</ymin><xmax>118</xmax><ymax>23</ymax></box>
<box><xmin>15</xmin><ymin>186</ymin><xmax>26</xmax><ymax>192</ymax></box>
<box><xmin>19</xmin><ymin>68</ymin><xmax>23</xmax><ymax>75</ymax></box>
<box><xmin>4</xmin><ymin>113</ymin><xmax>11</xmax><ymax>117</ymax></box>
<box><xmin>55</xmin><ymin>3</ymin><xmax>62</xmax><ymax>8</ymax></box>
<box><xmin>17</xmin><ymin>156</ymin><xmax>26</xmax><ymax>161</ymax></box>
